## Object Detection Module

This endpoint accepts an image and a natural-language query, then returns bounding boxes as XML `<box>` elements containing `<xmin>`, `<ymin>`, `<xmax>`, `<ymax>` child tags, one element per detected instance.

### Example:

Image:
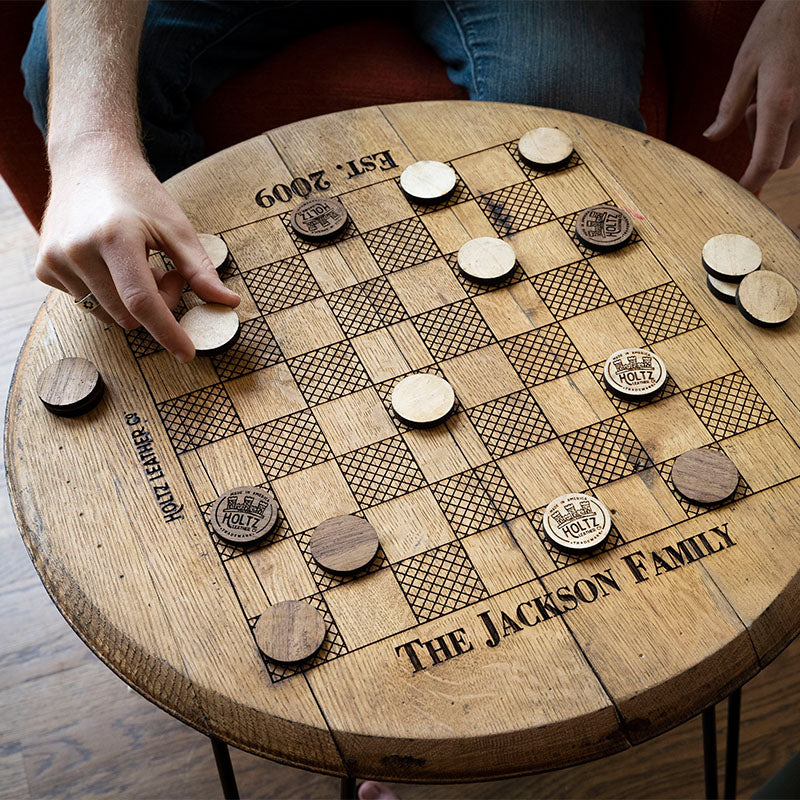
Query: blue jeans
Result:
<box><xmin>22</xmin><ymin>1</ymin><xmax>645</xmax><ymax>180</ymax></box>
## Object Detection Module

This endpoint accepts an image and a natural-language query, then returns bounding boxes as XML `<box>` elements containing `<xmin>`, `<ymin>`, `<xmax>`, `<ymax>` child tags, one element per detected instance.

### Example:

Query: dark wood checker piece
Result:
<box><xmin>7</xmin><ymin>102</ymin><xmax>800</xmax><ymax>785</ymax></box>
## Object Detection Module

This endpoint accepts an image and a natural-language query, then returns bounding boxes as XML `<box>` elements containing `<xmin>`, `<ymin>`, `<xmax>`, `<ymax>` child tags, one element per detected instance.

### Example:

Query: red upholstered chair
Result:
<box><xmin>0</xmin><ymin>1</ymin><xmax>761</xmax><ymax>230</ymax></box>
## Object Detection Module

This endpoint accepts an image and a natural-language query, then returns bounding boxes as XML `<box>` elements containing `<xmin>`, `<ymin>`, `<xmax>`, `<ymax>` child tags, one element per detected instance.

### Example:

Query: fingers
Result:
<box><xmin>35</xmin><ymin>254</ymin><xmax>117</xmax><ymax>326</ymax></box>
<box><xmin>155</xmin><ymin>267</ymin><xmax>187</xmax><ymax>310</ymax></box>
<box><xmin>100</xmin><ymin>236</ymin><xmax>196</xmax><ymax>362</ymax></box>
<box><xmin>781</xmin><ymin>121</ymin><xmax>800</xmax><ymax>168</ymax></box>
<box><xmin>745</xmin><ymin>103</ymin><xmax>758</xmax><ymax>144</ymax></box>
<box><xmin>704</xmin><ymin>55</ymin><xmax>756</xmax><ymax>141</ymax></box>
<box><xmin>163</xmin><ymin>229</ymin><xmax>240</xmax><ymax>308</ymax></box>
<box><xmin>739</xmin><ymin>86</ymin><xmax>794</xmax><ymax>192</ymax></box>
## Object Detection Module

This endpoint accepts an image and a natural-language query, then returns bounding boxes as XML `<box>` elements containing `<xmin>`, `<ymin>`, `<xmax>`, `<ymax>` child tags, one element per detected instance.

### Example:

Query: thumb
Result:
<box><xmin>358</xmin><ymin>782</ymin><xmax>399</xmax><ymax>800</ymax></box>
<box><xmin>704</xmin><ymin>59</ymin><xmax>757</xmax><ymax>141</ymax></box>
<box><xmin>164</xmin><ymin>226</ymin><xmax>240</xmax><ymax>307</ymax></box>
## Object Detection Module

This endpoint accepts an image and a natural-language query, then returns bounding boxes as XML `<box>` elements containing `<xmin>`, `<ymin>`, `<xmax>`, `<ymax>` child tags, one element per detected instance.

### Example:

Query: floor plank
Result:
<box><xmin>1</xmin><ymin>157</ymin><xmax>799</xmax><ymax>798</ymax></box>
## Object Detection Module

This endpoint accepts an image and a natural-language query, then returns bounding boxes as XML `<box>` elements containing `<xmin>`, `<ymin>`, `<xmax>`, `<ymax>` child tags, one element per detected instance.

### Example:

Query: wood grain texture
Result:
<box><xmin>518</xmin><ymin>127</ymin><xmax>573</xmax><ymax>167</ymax></box>
<box><xmin>36</xmin><ymin>356</ymin><xmax>103</xmax><ymax>415</ymax></box>
<box><xmin>254</xmin><ymin>600</ymin><xmax>327</xmax><ymax>663</ymax></box>
<box><xmin>702</xmin><ymin>233</ymin><xmax>762</xmax><ymax>282</ymax></box>
<box><xmin>3</xmin><ymin>159</ymin><xmax>800</xmax><ymax>800</ymax></box>
<box><xmin>671</xmin><ymin>448</ymin><xmax>740</xmax><ymax>505</ymax></box>
<box><xmin>457</xmin><ymin>237</ymin><xmax>516</xmax><ymax>283</ymax></box>
<box><xmin>310</xmin><ymin>515</ymin><xmax>379</xmax><ymax>574</ymax></box>
<box><xmin>736</xmin><ymin>270</ymin><xmax>797</xmax><ymax>327</ymax></box>
<box><xmin>6</xmin><ymin>103</ymin><xmax>800</xmax><ymax>786</ymax></box>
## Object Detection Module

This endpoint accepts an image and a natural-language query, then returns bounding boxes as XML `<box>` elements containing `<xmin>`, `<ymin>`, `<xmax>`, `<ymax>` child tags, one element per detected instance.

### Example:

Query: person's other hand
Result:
<box><xmin>704</xmin><ymin>0</ymin><xmax>800</xmax><ymax>193</ymax></box>
<box><xmin>35</xmin><ymin>134</ymin><xmax>240</xmax><ymax>362</ymax></box>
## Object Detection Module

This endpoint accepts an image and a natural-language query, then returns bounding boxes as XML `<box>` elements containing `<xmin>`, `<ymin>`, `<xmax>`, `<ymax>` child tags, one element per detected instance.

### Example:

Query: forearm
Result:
<box><xmin>47</xmin><ymin>0</ymin><xmax>147</xmax><ymax>166</ymax></box>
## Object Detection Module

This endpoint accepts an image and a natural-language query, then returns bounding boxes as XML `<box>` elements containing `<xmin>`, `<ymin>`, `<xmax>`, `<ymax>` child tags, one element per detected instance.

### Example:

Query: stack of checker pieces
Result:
<box><xmin>703</xmin><ymin>233</ymin><xmax>797</xmax><ymax>326</ymax></box>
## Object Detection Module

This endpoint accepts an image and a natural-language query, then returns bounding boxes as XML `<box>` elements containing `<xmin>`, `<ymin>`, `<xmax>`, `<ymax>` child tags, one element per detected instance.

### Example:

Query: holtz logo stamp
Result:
<box><xmin>603</xmin><ymin>347</ymin><xmax>668</xmax><ymax>398</ymax></box>
<box><xmin>210</xmin><ymin>486</ymin><xmax>279</xmax><ymax>545</ymax></box>
<box><xmin>575</xmin><ymin>204</ymin><xmax>633</xmax><ymax>250</ymax></box>
<box><xmin>542</xmin><ymin>493</ymin><xmax>611</xmax><ymax>551</ymax></box>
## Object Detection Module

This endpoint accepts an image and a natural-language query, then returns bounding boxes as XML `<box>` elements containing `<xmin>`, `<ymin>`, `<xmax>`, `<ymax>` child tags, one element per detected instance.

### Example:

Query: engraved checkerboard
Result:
<box><xmin>9</xmin><ymin>103</ymin><xmax>800</xmax><ymax>784</ymax></box>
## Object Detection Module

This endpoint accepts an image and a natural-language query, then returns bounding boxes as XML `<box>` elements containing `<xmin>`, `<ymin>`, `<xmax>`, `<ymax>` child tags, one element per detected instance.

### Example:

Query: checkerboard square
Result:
<box><xmin>413</xmin><ymin>298</ymin><xmax>495</xmax><ymax>361</ymax></box>
<box><xmin>393</xmin><ymin>541</ymin><xmax>487</xmax><ymax>623</ymax></box>
<box><xmin>466</xmin><ymin>390</ymin><xmax>555</xmax><ymax>458</ymax></box>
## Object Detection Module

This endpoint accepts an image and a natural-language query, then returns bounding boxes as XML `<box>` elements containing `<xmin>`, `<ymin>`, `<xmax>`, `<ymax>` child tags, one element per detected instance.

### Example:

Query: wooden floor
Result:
<box><xmin>1</xmin><ymin>160</ymin><xmax>798</xmax><ymax>800</ymax></box>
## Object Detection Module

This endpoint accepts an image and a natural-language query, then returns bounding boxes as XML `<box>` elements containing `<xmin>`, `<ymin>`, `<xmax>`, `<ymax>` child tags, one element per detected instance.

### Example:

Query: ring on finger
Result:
<box><xmin>75</xmin><ymin>292</ymin><xmax>101</xmax><ymax>313</ymax></box>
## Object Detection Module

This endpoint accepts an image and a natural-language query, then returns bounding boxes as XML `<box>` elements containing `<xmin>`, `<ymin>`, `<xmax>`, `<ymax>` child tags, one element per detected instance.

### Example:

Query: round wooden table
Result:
<box><xmin>7</xmin><ymin>101</ymin><xmax>800</xmax><ymax>791</ymax></box>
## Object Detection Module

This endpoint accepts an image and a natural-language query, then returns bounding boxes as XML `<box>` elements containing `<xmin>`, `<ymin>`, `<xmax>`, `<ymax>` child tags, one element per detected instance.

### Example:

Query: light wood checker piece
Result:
<box><xmin>178</xmin><ymin>303</ymin><xmax>240</xmax><ymax>356</ymax></box>
<box><xmin>7</xmin><ymin>102</ymin><xmax>800</xmax><ymax>785</ymax></box>
<box><xmin>736</xmin><ymin>270</ymin><xmax>798</xmax><ymax>327</ymax></box>
<box><xmin>197</xmin><ymin>232</ymin><xmax>231</xmax><ymax>271</ymax></box>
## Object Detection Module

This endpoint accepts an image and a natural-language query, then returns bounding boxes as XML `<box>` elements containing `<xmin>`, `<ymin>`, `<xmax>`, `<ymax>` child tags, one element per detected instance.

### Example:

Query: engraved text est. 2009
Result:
<box><xmin>255</xmin><ymin>149</ymin><xmax>398</xmax><ymax>209</ymax></box>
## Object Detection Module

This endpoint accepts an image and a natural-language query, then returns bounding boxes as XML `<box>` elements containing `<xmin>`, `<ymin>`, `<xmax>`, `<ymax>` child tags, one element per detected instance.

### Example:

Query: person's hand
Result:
<box><xmin>704</xmin><ymin>0</ymin><xmax>800</xmax><ymax>193</ymax></box>
<box><xmin>35</xmin><ymin>134</ymin><xmax>240</xmax><ymax>362</ymax></box>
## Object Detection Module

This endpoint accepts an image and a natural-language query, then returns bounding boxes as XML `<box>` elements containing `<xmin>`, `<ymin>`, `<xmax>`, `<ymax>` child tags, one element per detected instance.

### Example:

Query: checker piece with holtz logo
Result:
<box><xmin>542</xmin><ymin>493</ymin><xmax>612</xmax><ymax>551</ymax></box>
<box><xmin>603</xmin><ymin>347</ymin><xmax>668</xmax><ymax>400</ymax></box>
<box><xmin>210</xmin><ymin>486</ymin><xmax>280</xmax><ymax>546</ymax></box>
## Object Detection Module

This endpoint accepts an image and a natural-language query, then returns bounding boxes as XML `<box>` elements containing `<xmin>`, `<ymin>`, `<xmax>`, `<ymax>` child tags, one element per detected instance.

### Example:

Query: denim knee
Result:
<box><xmin>21</xmin><ymin>4</ymin><xmax>50</xmax><ymax>137</ymax></box>
<box><xmin>418</xmin><ymin>1</ymin><xmax>646</xmax><ymax>133</ymax></box>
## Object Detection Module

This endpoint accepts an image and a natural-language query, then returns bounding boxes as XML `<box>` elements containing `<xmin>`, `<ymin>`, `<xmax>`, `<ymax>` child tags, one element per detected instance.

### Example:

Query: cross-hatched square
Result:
<box><xmin>288</xmin><ymin>340</ymin><xmax>371</xmax><ymax>406</ymax></box>
<box><xmin>244</xmin><ymin>255</ymin><xmax>321</xmax><ymax>314</ymax></box>
<box><xmin>561</xmin><ymin>416</ymin><xmax>653</xmax><ymax>487</ymax></box>
<box><xmin>467</xmin><ymin>390</ymin><xmax>555</xmax><ymax>458</ymax></box>
<box><xmin>279</xmin><ymin>210</ymin><xmax>358</xmax><ymax>253</ymax></box>
<box><xmin>363</xmin><ymin>217</ymin><xmax>441</xmax><ymax>274</ymax></box>
<box><xmin>212</xmin><ymin>317</ymin><xmax>283</xmax><ymax>381</ymax></box>
<box><xmin>557</xmin><ymin>208</ymin><xmax>644</xmax><ymax>257</ymax></box>
<box><xmin>685</xmin><ymin>371</ymin><xmax>776</xmax><ymax>440</ymax></box>
<box><xmin>393</xmin><ymin>540</ymin><xmax>487</xmax><ymax>623</ymax></box>
<box><xmin>413</xmin><ymin>298</ymin><xmax>495</xmax><ymax>361</ymax></box>
<box><xmin>528</xmin><ymin>505</ymin><xmax>624</xmax><ymax>569</ymax></box>
<box><xmin>126</xmin><ymin>327</ymin><xmax>162</xmax><ymax>358</ymax></box>
<box><xmin>200</xmin><ymin>502</ymin><xmax>240</xmax><ymax>561</ymax></box>
<box><xmin>655</xmin><ymin>442</ymin><xmax>752</xmax><ymax>518</ymax></box>
<box><xmin>431</xmin><ymin>469</ymin><xmax>504</xmax><ymax>538</ymax></box>
<box><xmin>504</xmin><ymin>139</ymin><xmax>583</xmax><ymax>179</ymax></box>
<box><xmin>327</xmin><ymin>276</ymin><xmax>407</xmax><ymax>337</ymax></box>
<box><xmin>474</xmin><ymin>462</ymin><xmax>524</xmax><ymax>520</ymax></box>
<box><xmin>247</xmin><ymin>409</ymin><xmax>333</xmax><ymax>480</ymax></box>
<box><xmin>476</xmin><ymin>181</ymin><xmax>555</xmax><ymax>236</ymax></box>
<box><xmin>338</xmin><ymin>435</ymin><xmax>426</xmax><ymax>508</ymax></box>
<box><xmin>157</xmin><ymin>384</ymin><xmax>242</xmax><ymax>454</ymax></box>
<box><xmin>256</xmin><ymin>593</ymin><xmax>348</xmax><ymax>682</ymax></box>
<box><xmin>533</xmin><ymin>260</ymin><xmax>614</xmax><ymax>320</ymax></box>
<box><xmin>399</xmin><ymin>170</ymin><xmax>474</xmax><ymax>215</ymax></box>
<box><xmin>443</xmin><ymin>251</ymin><xmax>526</xmax><ymax>298</ymax></box>
<box><xmin>501</xmin><ymin>323</ymin><xmax>585</xmax><ymax>386</ymax></box>
<box><xmin>588</xmin><ymin>361</ymin><xmax>681</xmax><ymax>412</ymax></box>
<box><xmin>295</xmin><ymin>521</ymin><xmax>390</xmax><ymax>592</ymax></box>
<box><xmin>619</xmin><ymin>282</ymin><xmax>704</xmax><ymax>345</ymax></box>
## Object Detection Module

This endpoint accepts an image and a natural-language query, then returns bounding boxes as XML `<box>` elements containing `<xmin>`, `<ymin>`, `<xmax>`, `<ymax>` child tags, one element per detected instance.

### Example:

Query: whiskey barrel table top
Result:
<box><xmin>7</xmin><ymin>101</ymin><xmax>800</xmax><ymax>783</ymax></box>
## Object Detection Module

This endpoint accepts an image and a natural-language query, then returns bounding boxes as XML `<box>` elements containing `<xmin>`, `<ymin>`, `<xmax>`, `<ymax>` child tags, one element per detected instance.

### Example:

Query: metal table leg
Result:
<box><xmin>725</xmin><ymin>688</ymin><xmax>742</xmax><ymax>799</ymax></box>
<box><xmin>703</xmin><ymin>705</ymin><xmax>719</xmax><ymax>800</ymax></box>
<box><xmin>210</xmin><ymin>736</ymin><xmax>240</xmax><ymax>799</ymax></box>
